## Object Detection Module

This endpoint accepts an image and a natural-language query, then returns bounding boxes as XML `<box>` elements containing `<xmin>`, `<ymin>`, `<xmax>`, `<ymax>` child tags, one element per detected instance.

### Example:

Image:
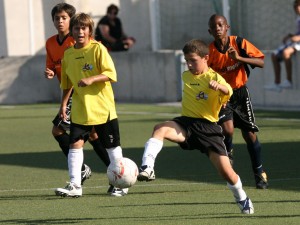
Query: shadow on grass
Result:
<box><xmin>0</xmin><ymin>142</ymin><xmax>299</xmax><ymax>191</ymax></box>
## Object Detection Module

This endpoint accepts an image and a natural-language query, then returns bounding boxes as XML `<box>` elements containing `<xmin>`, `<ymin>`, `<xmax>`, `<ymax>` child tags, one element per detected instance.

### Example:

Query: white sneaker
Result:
<box><xmin>110</xmin><ymin>187</ymin><xmax>129</xmax><ymax>197</ymax></box>
<box><xmin>279</xmin><ymin>80</ymin><xmax>292</xmax><ymax>89</ymax></box>
<box><xmin>55</xmin><ymin>183</ymin><xmax>82</xmax><ymax>198</ymax></box>
<box><xmin>137</xmin><ymin>165</ymin><xmax>156</xmax><ymax>182</ymax></box>
<box><xmin>237</xmin><ymin>197</ymin><xmax>254</xmax><ymax>214</ymax></box>
<box><xmin>264</xmin><ymin>83</ymin><xmax>281</xmax><ymax>92</ymax></box>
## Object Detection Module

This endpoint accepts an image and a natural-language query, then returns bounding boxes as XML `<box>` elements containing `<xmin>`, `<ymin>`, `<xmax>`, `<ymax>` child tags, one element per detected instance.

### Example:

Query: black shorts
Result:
<box><xmin>218</xmin><ymin>85</ymin><xmax>259</xmax><ymax>132</ymax></box>
<box><xmin>52</xmin><ymin>93</ymin><xmax>72</xmax><ymax>131</ymax></box>
<box><xmin>172</xmin><ymin>116</ymin><xmax>227</xmax><ymax>156</ymax></box>
<box><xmin>69</xmin><ymin>119</ymin><xmax>121</xmax><ymax>148</ymax></box>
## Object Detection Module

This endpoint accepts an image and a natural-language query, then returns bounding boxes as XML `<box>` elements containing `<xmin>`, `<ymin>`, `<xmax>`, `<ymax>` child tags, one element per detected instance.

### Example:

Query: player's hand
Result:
<box><xmin>45</xmin><ymin>68</ymin><xmax>55</xmax><ymax>79</ymax></box>
<box><xmin>227</xmin><ymin>46</ymin><xmax>239</xmax><ymax>60</ymax></box>
<box><xmin>209</xmin><ymin>80</ymin><xmax>220</xmax><ymax>91</ymax></box>
<box><xmin>59</xmin><ymin>106</ymin><xmax>68</xmax><ymax>121</ymax></box>
<box><xmin>78</xmin><ymin>77</ymin><xmax>93</xmax><ymax>87</ymax></box>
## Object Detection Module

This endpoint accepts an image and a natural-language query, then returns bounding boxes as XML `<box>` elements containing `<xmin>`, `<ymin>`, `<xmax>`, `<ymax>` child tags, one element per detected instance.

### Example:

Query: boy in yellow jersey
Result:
<box><xmin>138</xmin><ymin>39</ymin><xmax>254</xmax><ymax>214</ymax></box>
<box><xmin>55</xmin><ymin>13</ymin><xmax>127</xmax><ymax>198</ymax></box>
<box><xmin>45</xmin><ymin>4</ymin><xmax>118</xmax><ymax>195</ymax></box>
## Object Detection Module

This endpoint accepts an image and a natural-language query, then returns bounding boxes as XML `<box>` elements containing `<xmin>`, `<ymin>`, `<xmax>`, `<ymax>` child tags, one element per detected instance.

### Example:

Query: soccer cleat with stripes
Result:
<box><xmin>55</xmin><ymin>183</ymin><xmax>82</xmax><ymax>198</ymax></box>
<box><xmin>110</xmin><ymin>187</ymin><xmax>129</xmax><ymax>197</ymax></box>
<box><xmin>137</xmin><ymin>165</ymin><xmax>155</xmax><ymax>182</ymax></box>
<box><xmin>81</xmin><ymin>164</ymin><xmax>92</xmax><ymax>185</ymax></box>
<box><xmin>237</xmin><ymin>197</ymin><xmax>254</xmax><ymax>214</ymax></box>
<box><xmin>255</xmin><ymin>171</ymin><xmax>268</xmax><ymax>189</ymax></box>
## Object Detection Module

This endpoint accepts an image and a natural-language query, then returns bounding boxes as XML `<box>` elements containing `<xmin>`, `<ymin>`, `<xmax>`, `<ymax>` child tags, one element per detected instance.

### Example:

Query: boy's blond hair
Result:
<box><xmin>70</xmin><ymin>13</ymin><xmax>94</xmax><ymax>37</ymax></box>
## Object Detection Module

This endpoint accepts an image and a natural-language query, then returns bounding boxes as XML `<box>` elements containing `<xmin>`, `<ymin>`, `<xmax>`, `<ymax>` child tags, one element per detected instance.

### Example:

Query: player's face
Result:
<box><xmin>208</xmin><ymin>16</ymin><xmax>229</xmax><ymax>40</ymax></box>
<box><xmin>72</xmin><ymin>25</ymin><xmax>90</xmax><ymax>48</ymax></box>
<box><xmin>184</xmin><ymin>53</ymin><xmax>208</xmax><ymax>75</ymax></box>
<box><xmin>294</xmin><ymin>4</ymin><xmax>300</xmax><ymax>15</ymax></box>
<box><xmin>53</xmin><ymin>11</ymin><xmax>71</xmax><ymax>35</ymax></box>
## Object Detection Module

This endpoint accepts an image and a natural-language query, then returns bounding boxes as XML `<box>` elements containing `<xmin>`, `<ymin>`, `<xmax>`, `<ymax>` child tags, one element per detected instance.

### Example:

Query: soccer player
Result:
<box><xmin>55</xmin><ymin>13</ymin><xmax>127</xmax><ymax>197</ymax></box>
<box><xmin>45</xmin><ymin>3</ymin><xmax>122</xmax><ymax>196</ymax></box>
<box><xmin>207</xmin><ymin>14</ymin><xmax>268</xmax><ymax>189</ymax></box>
<box><xmin>138</xmin><ymin>39</ymin><xmax>254</xmax><ymax>214</ymax></box>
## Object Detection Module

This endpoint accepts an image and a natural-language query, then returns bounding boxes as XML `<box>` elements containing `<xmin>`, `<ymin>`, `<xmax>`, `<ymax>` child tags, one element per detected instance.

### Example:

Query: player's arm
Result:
<box><xmin>290</xmin><ymin>34</ymin><xmax>300</xmax><ymax>43</ymax></box>
<box><xmin>227</xmin><ymin>46</ymin><xmax>264</xmax><ymax>68</ymax></box>
<box><xmin>209</xmin><ymin>80</ymin><xmax>230</xmax><ymax>95</ymax></box>
<box><xmin>59</xmin><ymin>88</ymin><xmax>72</xmax><ymax>121</ymax></box>
<box><xmin>77</xmin><ymin>74</ymin><xmax>110</xmax><ymax>87</ymax></box>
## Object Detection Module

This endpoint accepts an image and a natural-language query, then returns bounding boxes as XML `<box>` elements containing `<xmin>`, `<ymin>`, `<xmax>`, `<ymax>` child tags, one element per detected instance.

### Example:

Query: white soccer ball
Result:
<box><xmin>107</xmin><ymin>157</ymin><xmax>138</xmax><ymax>189</ymax></box>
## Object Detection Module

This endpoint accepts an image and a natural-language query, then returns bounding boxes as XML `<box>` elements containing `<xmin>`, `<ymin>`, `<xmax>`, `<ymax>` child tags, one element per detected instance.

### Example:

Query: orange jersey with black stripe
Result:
<box><xmin>208</xmin><ymin>36</ymin><xmax>264</xmax><ymax>89</ymax></box>
<box><xmin>45</xmin><ymin>34</ymin><xmax>75</xmax><ymax>82</ymax></box>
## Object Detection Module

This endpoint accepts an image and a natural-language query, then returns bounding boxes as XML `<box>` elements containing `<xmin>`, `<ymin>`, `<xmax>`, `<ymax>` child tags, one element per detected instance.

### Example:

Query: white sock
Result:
<box><xmin>106</xmin><ymin>146</ymin><xmax>123</xmax><ymax>164</ymax></box>
<box><xmin>227</xmin><ymin>176</ymin><xmax>247</xmax><ymax>202</ymax></box>
<box><xmin>68</xmin><ymin>148</ymin><xmax>83</xmax><ymax>187</ymax></box>
<box><xmin>141</xmin><ymin>138</ymin><xmax>163</xmax><ymax>168</ymax></box>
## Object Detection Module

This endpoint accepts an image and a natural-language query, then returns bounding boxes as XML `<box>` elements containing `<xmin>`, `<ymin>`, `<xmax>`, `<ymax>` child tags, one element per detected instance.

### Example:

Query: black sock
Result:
<box><xmin>247</xmin><ymin>138</ymin><xmax>263</xmax><ymax>174</ymax></box>
<box><xmin>54</xmin><ymin>133</ymin><xmax>70</xmax><ymax>157</ymax></box>
<box><xmin>224</xmin><ymin>136</ymin><xmax>233</xmax><ymax>152</ymax></box>
<box><xmin>89</xmin><ymin>138</ymin><xmax>110</xmax><ymax>167</ymax></box>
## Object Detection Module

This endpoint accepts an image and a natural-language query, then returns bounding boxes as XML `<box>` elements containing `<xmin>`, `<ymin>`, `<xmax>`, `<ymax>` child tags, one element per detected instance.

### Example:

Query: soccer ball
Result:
<box><xmin>107</xmin><ymin>157</ymin><xmax>138</xmax><ymax>189</ymax></box>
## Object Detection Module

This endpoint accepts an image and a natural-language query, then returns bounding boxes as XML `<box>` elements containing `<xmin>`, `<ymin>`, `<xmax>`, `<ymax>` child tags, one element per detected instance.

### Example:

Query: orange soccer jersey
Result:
<box><xmin>45</xmin><ymin>34</ymin><xmax>75</xmax><ymax>82</ymax></box>
<box><xmin>208</xmin><ymin>36</ymin><xmax>264</xmax><ymax>89</ymax></box>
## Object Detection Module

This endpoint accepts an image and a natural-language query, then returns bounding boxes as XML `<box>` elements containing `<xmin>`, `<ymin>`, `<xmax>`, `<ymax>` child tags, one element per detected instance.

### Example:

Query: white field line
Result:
<box><xmin>0</xmin><ymin>177</ymin><xmax>300</xmax><ymax>193</ymax></box>
<box><xmin>1</xmin><ymin>105</ymin><xmax>300</xmax><ymax>121</ymax></box>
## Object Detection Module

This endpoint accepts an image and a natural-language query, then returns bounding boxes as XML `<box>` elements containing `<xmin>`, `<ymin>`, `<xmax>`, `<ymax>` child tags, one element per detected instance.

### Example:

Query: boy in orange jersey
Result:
<box><xmin>44</xmin><ymin>3</ymin><xmax>120</xmax><ymax>196</ymax></box>
<box><xmin>207</xmin><ymin>14</ymin><xmax>268</xmax><ymax>189</ymax></box>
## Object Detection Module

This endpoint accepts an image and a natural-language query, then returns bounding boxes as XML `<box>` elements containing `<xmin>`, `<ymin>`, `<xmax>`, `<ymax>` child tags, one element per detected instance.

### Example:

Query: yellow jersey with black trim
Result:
<box><xmin>61</xmin><ymin>40</ymin><xmax>117</xmax><ymax>125</ymax></box>
<box><xmin>181</xmin><ymin>68</ymin><xmax>232</xmax><ymax>122</ymax></box>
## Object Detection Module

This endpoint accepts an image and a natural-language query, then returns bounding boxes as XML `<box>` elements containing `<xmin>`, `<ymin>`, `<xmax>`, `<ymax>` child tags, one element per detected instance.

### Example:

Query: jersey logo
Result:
<box><xmin>196</xmin><ymin>91</ymin><xmax>208</xmax><ymax>100</ymax></box>
<box><xmin>82</xmin><ymin>63</ymin><xmax>93</xmax><ymax>71</ymax></box>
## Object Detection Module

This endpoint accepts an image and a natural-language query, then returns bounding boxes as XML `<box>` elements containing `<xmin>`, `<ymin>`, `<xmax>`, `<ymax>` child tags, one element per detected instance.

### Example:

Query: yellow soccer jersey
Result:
<box><xmin>61</xmin><ymin>40</ymin><xmax>117</xmax><ymax>125</ymax></box>
<box><xmin>181</xmin><ymin>68</ymin><xmax>232</xmax><ymax>122</ymax></box>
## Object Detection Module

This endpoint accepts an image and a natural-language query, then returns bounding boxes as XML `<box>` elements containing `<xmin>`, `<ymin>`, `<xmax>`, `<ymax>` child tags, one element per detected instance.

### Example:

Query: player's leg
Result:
<box><xmin>241</xmin><ymin>130</ymin><xmax>268</xmax><ymax>189</ymax></box>
<box><xmin>88</xmin><ymin>128</ymin><xmax>110</xmax><ymax>167</ymax></box>
<box><xmin>94</xmin><ymin>119</ymin><xmax>128</xmax><ymax>196</ymax></box>
<box><xmin>282</xmin><ymin>46</ymin><xmax>295</xmax><ymax>86</ymax></box>
<box><xmin>271</xmin><ymin>52</ymin><xmax>281</xmax><ymax>84</ymax></box>
<box><xmin>218</xmin><ymin>107</ymin><xmax>234</xmax><ymax>165</ymax></box>
<box><xmin>235</xmin><ymin>86</ymin><xmax>268</xmax><ymax>189</ymax></box>
<box><xmin>52</xmin><ymin>124</ymin><xmax>69</xmax><ymax>156</ymax></box>
<box><xmin>88</xmin><ymin>128</ymin><xmax>114</xmax><ymax>194</ymax></box>
<box><xmin>138</xmin><ymin>120</ymin><xmax>186</xmax><ymax>182</ymax></box>
<box><xmin>208</xmin><ymin>150</ymin><xmax>254</xmax><ymax>214</ymax></box>
<box><xmin>55</xmin><ymin>124</ymin><xmax>92</xmax><ymax>197</ymax></box>
<box><xmin>52</xmin><ymin>115</ymin><xmax>91</xmax><ymax>185</ymax></box>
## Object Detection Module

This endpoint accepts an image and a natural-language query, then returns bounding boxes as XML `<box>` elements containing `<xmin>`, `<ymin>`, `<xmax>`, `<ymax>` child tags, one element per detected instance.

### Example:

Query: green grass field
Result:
<box><xmin>0</xmin><ymin>103</ymin><xmax>300</xmax><ymax>225</ymax></box>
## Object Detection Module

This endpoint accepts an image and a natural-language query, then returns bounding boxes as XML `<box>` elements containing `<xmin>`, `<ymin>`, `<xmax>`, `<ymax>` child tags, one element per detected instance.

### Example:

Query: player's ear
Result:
<box><xmin>208</xmin><ymin>29</ymin><xmax>212</xmax><ymax>35</ymax></box>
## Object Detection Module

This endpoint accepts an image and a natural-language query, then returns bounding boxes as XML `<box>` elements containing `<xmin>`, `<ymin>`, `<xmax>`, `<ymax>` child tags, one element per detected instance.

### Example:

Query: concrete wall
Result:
<box><xmin>1</xmin><ymin>52</ymin><xmax>300</xmax><ymax>110</ymax></box>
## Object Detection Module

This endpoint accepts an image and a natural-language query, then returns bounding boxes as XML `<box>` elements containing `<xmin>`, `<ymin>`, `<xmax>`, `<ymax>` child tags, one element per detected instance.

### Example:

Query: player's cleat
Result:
<box><xmin>137</xmin><ymin>165</ymin><xmax>155</xmax><ymax>182</ymax></box>
<box><xmin>255</xmin><ymin>171</ymin><xmax>268</xmax><ymax>189</ymax></box>
<box><xmin>227</xmin><ymin>149</ymin><xmax>234</xmax><ymax>166</ymax></box>
<box><xmin>107</xmin><ymin>184</ymin><xmax>115</xmax><ymax>194</ymax></box>
<box><xmin>110</xmin><ymin>187</ymin><xmax>129</xmax><ymax>197</ymax></box>
<box><xmin>237</xmin><ymin>197</ymin><xmax>254</xmax><ymax>214</ymax></box>
<box><xmin>81</xmin><ymin>164</ymin><xmax>92</xmax><ymax>185</ymax></box>
<box><xmin>55</xmin><ymin>183</ymin><xmax>82</xmax><ymax>198</ymax></box>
